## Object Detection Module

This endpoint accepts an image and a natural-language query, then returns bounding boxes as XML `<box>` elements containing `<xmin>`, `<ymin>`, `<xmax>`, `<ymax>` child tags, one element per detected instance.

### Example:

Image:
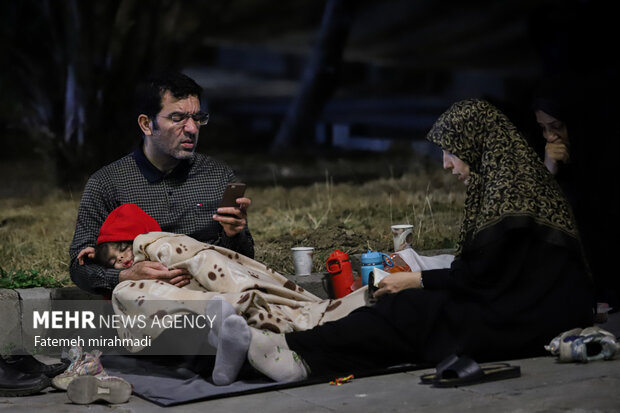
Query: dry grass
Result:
<box><xmin>0</xmin><ymin>190</ymin><xmax>79</xmax><ymax>285</ymax></box>
<box><xmin>0</xmin><ymin>159</ymin><xmax>465</xmax><ymax>284</ymax></box>
<box><xmin>249</xmin><ymin>168</ymin><xmax>465</xmax><ymax>273</ymax></box>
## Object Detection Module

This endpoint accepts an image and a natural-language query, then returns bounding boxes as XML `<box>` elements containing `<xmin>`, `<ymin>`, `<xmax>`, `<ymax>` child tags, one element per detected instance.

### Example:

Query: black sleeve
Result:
<box><xmin>68</xmin><ymin>175</ymin><xmax>119</xmax><ymax>295</ymax></box>
<box><xmin>217</xmin><ymin>227</ymin><xmax>255</xmax><ymax>259</ymax></box>
<box><xmin>421</xmin><ymin>228</ymin><xmax>533</xmax><ymax>298</ymax></box>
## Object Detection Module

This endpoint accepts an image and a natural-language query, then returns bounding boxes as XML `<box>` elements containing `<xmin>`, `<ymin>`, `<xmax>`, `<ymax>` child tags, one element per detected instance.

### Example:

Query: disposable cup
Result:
<box><xmin>291</xmin><ymin>247</ymin><xmax>314</xmax><ymax>276</ymax></box>
<box><xmin>391</xmin><ymin>224</ymin><xmax>414</xmax><ymax>252</ymax></box>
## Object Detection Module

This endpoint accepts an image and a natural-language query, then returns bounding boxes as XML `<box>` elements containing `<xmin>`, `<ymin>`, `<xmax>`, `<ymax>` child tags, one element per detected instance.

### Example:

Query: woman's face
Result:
<box><xmin>535</xmin><ymin>110</ymin><xmax>569</xmax><ymax>145</ymax></box>
<box><xmin>442</xmin><ymin>150</ymin><xmax>471</xmax><ymax>184</ymax></box>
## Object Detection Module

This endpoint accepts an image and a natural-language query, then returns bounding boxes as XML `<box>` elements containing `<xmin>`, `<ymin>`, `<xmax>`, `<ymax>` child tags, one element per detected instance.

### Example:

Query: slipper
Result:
<box><xmin>431</xmin><ymin>356</ymin><xmax>521</xmax><ymax>388</ymax></box>
<box><xmin>420</xmin><ymin>354</ymin><xmax>515</xmax><ymax>385</ymax></box>
<box><xmin>419</xmin><ymin>354</ymin><xmax>459</xmax><ymax>384</ymax></box>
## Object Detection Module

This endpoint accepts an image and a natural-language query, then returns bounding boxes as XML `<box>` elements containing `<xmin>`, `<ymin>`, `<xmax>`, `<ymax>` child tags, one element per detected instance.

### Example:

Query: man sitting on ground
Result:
<box><xmin>69</xmin><ymin>71</ymin><xmax>253</xmax><ymax>297</ymax></box>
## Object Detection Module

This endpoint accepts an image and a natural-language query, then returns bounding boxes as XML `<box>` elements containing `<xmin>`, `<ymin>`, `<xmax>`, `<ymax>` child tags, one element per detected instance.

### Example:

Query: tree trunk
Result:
<box><xmin>270</xmin><ymin>0</ymin><xmax>357</xmax><ymax>155</ymax></box>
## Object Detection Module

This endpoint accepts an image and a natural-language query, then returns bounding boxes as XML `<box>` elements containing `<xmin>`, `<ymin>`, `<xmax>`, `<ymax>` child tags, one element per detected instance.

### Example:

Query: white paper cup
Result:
<box><xmin>391</xmin><ymin>224</ymin><xmax>414</xmax><ymax>252</ymax></box>
<box><xmin>291</xmin><ymin>247</ymin><xmax>314</xmax><ymax>276</ymax></box>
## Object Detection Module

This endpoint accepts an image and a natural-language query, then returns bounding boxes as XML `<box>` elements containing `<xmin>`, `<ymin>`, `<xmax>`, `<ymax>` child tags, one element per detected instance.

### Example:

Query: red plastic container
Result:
<box><xmin>325</xmin><ymin>249</ymin><xmax>355</xmax><ymax>299</ymax></box>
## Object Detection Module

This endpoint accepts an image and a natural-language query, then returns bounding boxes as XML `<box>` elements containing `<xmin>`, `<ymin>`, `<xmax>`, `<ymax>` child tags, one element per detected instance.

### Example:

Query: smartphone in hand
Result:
<box><xmin>218</xmin><ymin>183</ymin><xmax>246</xmax><ymax>216</ymax></box>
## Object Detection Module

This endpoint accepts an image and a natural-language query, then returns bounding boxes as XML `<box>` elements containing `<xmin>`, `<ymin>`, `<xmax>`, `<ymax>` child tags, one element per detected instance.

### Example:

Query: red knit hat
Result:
<box><xmin>96</xmin><ymin>203</ymin><xmax>161</xmax><ymax>245</ymax></box>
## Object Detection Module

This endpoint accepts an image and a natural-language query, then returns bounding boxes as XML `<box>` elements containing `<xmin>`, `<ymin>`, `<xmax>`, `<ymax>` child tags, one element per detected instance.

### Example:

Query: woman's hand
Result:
<box><xmin>544</xmin><ymin>142</ymin><xmax>570</xmax><ymax>175</ymax></box>
<box><xmin>374</xmin><ymin>271</ymin><xmax>422</xmax><ymax>298</ymax></box>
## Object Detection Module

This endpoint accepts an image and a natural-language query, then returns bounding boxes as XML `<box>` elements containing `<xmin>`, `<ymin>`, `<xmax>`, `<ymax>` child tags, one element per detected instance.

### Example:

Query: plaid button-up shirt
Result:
<box><xmin>69</xmin><ymin>145</ymin><xmax>254</xmax><ymax>295</ymax></box>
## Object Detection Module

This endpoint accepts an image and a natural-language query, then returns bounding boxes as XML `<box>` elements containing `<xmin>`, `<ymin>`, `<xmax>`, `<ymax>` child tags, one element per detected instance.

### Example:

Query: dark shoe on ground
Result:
<box><xmin>419</xmin><ymin>354</ymin><xmax>460</xmax><ymax>384</ymax></box>
<box><xmin>0</xmin><ymin>357</ymin><xmax>51</xmax><ymax>397</ymax></box>
<box><xmin>3</xmin><ymin>354</ymin><xmax>69</xmax><ymax>378</ymax></box>
<box><xmin>67</xmin><ymin>375</ymin><xmax>132</xmax><ymax>404</ymax></box>
<box><xmin>420</xmin><ymin>354</ymin><xmax>515</xmax><ymax>385</ymax></box>
<box><xmin>428</xmin><ymin>355</ymin><xmax>520</xmax><ymax>388</ymax></box>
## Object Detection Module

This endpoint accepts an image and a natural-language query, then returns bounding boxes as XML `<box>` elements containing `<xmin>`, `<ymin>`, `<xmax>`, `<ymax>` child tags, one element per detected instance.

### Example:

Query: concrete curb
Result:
<box><xmin>0</xmin><ymin>287</ymin><xmax>103</xmax><ymax>353</ymax></box>
<box><xmin>15</xmin><ymin>287</ymin><xmax>52</xmax><ymax>353</ymax></box>
<box><xmin>0</xmin><ymin>288</ymin><xmax>21</xmax><ymax>354</ymax></box>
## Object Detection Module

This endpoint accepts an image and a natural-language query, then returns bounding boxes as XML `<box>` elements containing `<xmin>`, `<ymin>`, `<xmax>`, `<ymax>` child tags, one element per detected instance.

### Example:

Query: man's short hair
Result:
<box><xmin>135</xmin><ymin>71</ymin><xmax>203</xmax><ymax>119</ymax></box>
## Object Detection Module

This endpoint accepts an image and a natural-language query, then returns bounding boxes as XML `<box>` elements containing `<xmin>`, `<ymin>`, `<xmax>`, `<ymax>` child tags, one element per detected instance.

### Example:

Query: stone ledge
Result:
<box><xmin>0</xmin><ymin>289</ymin><xmax>21</xmax><ymax>354</ymax></box>
<box><xmin>286</xmin><ymin>272</ymin><xmax>331</xmax><ymax>299</ymax></box>
<box><xmin>0</xmin><ymin>287</ymin><xmax>105</xmax><ymax>353</ymax></box>
<box><xmin>49</xmin><ymin>286</ymin><xmax>103</xmax><ymax>301</ymax></box>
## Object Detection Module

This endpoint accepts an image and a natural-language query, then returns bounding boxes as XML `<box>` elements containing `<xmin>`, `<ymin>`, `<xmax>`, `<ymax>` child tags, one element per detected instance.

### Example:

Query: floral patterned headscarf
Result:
<box><xmin>426</xmin><ymin>99</ymin><xmax>578</xmax><ymax>255</ymax></box>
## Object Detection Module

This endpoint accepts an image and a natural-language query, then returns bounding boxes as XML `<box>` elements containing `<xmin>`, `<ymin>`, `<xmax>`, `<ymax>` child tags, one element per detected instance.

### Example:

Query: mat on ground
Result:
<box><xmin>102</xmin><ymin>355</ymin><xmax>425</xmax><ymax>407</ymax></box>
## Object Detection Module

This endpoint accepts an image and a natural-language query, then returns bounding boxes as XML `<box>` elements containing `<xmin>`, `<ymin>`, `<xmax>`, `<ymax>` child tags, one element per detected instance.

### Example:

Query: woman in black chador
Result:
<box><xmin>532</xmin><ymin>80</ymin><xmax>619</xmax><ymax>311</ymax></box>
<box><xmin>216</xmin><ymin>99</ymin><xmax>595</xmax><ymax>383</ymax></box>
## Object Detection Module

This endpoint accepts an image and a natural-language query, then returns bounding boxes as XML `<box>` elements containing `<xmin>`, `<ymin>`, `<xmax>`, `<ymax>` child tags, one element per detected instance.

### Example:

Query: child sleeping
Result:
<box><xmin>77</xmin><ymin>203</ymin><xmax>161</xmax><ymax>269</ymax></box>
<box><xmin>76</xmin><ymin>203</ymin><xmax>369</xmax><ymax>347</ymax></box>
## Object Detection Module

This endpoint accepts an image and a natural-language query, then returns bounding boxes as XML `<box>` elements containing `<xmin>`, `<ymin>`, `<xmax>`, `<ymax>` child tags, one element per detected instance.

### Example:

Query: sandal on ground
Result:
<box><xmin>419</xmin><ymin>354</ymin><xmax>459</xmax><ymax>384</ymax></box>
<box><xmin>67</xmin><ymin>375</ymin><xmax>132</xmax><ymax>404</ymax></box>
<box><xmin>420</xmin><ymin>354</ymin><xmax>513</xmax><ymax>385</ymax></box>
<box><xmin>430</xmin><ymin>356</ymin><xmax>521</xmax><ymax>388</ymax></box>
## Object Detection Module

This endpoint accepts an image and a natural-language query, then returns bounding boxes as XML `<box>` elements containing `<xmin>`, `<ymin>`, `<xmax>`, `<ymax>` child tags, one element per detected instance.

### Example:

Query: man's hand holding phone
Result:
<box><xmin>214</xmin><ymin>183</ymin><xmax>251</xmax><ymax>237</ymax></box>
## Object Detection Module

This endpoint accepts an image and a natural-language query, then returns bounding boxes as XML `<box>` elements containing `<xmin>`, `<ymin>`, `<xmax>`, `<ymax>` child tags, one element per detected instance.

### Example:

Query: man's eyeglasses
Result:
<box><xmin>157</xmin><ymin>112</ymin><xmax>209</xmax><ymax>126</ymax></box>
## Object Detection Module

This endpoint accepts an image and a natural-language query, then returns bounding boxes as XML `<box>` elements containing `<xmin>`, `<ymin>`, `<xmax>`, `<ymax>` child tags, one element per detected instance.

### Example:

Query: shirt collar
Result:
<box><xmin>133</xmin><ymin>142</ymin><xmax>193</xmax><ymax>183</ymax></box>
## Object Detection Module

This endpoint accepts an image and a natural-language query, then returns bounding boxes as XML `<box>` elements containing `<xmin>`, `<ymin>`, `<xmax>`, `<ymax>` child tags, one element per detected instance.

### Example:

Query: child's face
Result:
<box><xmin>106</xmin><ymin>242</ymin><xmax>134</xmax><ymax>269</ymax></box>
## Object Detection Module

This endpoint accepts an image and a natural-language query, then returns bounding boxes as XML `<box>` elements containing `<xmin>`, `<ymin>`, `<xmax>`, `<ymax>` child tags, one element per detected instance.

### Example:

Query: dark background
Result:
<box><xmin>1</xmin><ymin>0</ymin><xmax>617</xmax><ymax>187</ymax></box>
